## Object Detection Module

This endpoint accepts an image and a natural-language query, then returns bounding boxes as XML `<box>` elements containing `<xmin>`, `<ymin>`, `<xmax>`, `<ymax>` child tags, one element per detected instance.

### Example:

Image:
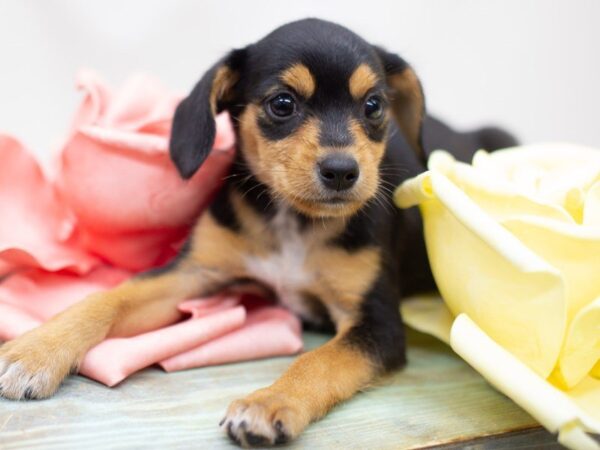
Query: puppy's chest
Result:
<box><xmin>243</xmin><ymin>210</ymin><xmax>317</xmax><ymax>318</ymax></box>
<box><xmin>244</xmin><ymin>210</ymin><xmax>344</xmax><ymax>323</ymax></box>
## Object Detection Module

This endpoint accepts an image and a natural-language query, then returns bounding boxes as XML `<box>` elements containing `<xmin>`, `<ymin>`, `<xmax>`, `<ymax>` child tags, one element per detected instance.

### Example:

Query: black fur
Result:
<box><xmin>168</xmin><ymin>18</ymin><xmax>518</xmax><ymax>375</ymax></box>
<box><xmin>344</xmin><ymin>274</ymin><xmax>406</xmax><ymax>371</ymax></box>
<box><xmin>209</xmin><ymin>182</ymin><xmax>242</xmax><ymax>232</ymax></box>
<box><xmin>318</xmin><ymin>108</ymin><xmax>355</xmax><ymax>148</ymax></box>
<box><xmin>227</xmin><ymin>154</ymin><xmax>279</xmax><ymax>221</ymax></box>
<box><xmin>170</xmin><ymin>49</ymin><xmax>246</xmax><ymax>179</ymax></box>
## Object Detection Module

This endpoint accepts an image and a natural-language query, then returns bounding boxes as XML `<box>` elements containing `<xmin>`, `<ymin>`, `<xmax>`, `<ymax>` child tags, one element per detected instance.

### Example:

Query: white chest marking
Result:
<box><xmin>244</xmin><ymin>209</ymin><xmax>315</xmax><ymax>318</ymax></box>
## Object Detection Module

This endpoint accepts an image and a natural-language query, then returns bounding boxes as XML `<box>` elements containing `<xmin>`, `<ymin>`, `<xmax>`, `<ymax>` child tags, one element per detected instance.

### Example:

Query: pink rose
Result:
<box><xmin>57</xmin><ymin>69</ymin><xmax>235</xmax><ymax>270</ymax></box>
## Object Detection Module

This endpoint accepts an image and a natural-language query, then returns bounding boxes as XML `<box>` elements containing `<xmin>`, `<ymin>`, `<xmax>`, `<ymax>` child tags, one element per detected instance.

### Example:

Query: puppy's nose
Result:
<box><xmin>318</xmin><ymin>155</ymin><xmax>359</xmax><ymax>191</ymax></box>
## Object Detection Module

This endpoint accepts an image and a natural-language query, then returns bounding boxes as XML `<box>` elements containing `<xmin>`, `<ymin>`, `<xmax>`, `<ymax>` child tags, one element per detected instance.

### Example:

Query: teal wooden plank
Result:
<box><xmin>0</xmin><ymin>330</ymin><xmax>539</xmax><ymax>449</ymax></box>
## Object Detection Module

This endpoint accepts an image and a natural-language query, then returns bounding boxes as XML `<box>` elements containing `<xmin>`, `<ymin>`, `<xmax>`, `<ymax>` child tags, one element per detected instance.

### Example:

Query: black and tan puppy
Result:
<box><xmin>0</xmin><ymin>19</ymin><xmax>516</xmax><ymax>446</ymax></box>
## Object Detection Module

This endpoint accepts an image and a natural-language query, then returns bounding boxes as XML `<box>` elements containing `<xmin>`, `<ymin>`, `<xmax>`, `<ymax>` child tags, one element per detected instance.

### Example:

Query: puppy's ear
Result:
<box><xmin>170</xmin><ymin>49</ymin><xmax>246</xmax><ymax>179</ymax></box>
<box><xmin>374</xmin><ymin>46</ymin><xmax>426</xmax><ymax>161</ymax></box>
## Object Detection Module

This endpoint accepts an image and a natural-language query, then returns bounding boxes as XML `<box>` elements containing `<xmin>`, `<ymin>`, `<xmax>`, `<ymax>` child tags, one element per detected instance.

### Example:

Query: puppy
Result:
<box><xmin>0</xmin><ymin>18</ymin><xmax>516</xmax><ymax>447</ymax></box>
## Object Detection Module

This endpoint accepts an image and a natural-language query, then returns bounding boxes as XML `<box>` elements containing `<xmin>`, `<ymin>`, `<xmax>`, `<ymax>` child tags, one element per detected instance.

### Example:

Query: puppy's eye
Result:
<box><xmin>364</xmin><ymin>95</ymin><xmax>383</xmax><ymax>120</ymax></box>
<box><xmin>267</xmin><ymin>93</ymin><xmax>296</xmax><ymax>118</ymax></box>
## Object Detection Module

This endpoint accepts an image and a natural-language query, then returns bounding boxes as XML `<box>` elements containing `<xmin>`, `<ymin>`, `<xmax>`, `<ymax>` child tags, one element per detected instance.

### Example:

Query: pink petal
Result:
<box><xmin>101</xmin><ymin>72</ymin><xmax>182</xmax><ymax>132</ymax></box>
<box><xmin>71</xmin><ymin>69</ymin><xmax>182</xmax><ymax>135</ymax></box>
<box><xmin>0</xmin><ymin>261</ymin><xmax>12</xmax><ymax>277</ymax></box>
<box><xmin>0</xmin><ymin>303</ymin><xmax>42</xmax><ymax>340</ymax></box>
<box><xmin>57</xmin><ymin>129</ymin><xmax>234</xmax><ymax>270</ymax></box>
<box><xmin>79</xmin><ymin>125</ymin><xmax>170</xmax><ymax>155</ymax></box>
<box><xmin>0</xmin><ymin>134</ymin><xmax>99</xmax><ymax>274</ymax></box>
<box><xmin>69</xmin><ymin>69</ymin><xmax>112</xmax><ymax>134</ymax></box>
<box><xmin>0</xmin><ymin>267</ymin><xmax>130</xmax><ymax>321</ymax></box>
<box><xmin>59</xmin><ymin>129</ymin><xmax>234</xmax><ymax>232</ymax></box>
<box><xmin>214</xmin><ymin>112</ymin><xmax>236</xmax><ymax>150</ymax></box>
<box><xmin>75</xmin><ymin>227</ymin><xmax>186</xmax><ymax>272</ymax></box>
<box><xmin>55</xmin><ymin>69</ymin><xmax>236</xmax><ymax>271</ymax></box>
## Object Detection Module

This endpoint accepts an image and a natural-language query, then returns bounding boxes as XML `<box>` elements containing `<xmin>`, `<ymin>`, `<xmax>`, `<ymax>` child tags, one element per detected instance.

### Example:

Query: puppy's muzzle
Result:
<box><xmin>318</xmin><ymin>155</ymin><xmax>359</xmax><ymax>191</ymax></box>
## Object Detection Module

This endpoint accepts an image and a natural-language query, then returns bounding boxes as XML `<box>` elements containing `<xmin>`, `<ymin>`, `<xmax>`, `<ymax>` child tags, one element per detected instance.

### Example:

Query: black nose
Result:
<box><xmin>318</xmin><ymin>155</ymin><xmax>359</xmax><ymax>191</ymax></box>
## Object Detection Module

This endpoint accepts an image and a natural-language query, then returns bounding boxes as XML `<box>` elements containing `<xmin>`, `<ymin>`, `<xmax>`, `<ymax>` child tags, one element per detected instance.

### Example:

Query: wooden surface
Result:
<box><xmin>433</xmin><ymin>428</ymin><xmax>563</xmax><ymax>449</ymax></box>
<box><xmin>0</xmin><ymin>329</ymin><xmax>552</xmax><ymax>449</ymax></box>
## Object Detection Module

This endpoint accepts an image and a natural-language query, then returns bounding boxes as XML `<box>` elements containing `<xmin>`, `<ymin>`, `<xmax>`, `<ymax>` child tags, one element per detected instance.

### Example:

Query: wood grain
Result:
<box><xmin>0</xmin><ymin>330</ymin><xmax>541</xmax><ymax>449</ymax></box>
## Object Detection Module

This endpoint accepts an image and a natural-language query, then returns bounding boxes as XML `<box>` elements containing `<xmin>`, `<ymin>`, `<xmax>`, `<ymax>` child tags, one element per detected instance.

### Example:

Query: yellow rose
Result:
<box><xmin>395</xmin><ymin>144</ymin><xmax>600</xmax><ymax>450</ymax></box>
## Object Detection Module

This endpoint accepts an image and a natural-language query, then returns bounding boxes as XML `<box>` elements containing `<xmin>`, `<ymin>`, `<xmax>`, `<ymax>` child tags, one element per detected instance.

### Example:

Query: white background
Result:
<box><xmin>1</xmin><ymin>0</ymin><xmax>599</xmax><ymax>159</ymax></box>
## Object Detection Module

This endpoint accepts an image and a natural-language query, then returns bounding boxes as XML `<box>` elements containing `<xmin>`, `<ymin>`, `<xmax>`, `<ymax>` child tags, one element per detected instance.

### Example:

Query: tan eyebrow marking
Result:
<box><xmin>280</xmin><ymin>63</ymin><xmax>316</xmax><ymax>98</ymax></box>
<box><xmin>349</xmin><ymin>64</ymin><xmax>378</xmax><ymax>100</ymax></box>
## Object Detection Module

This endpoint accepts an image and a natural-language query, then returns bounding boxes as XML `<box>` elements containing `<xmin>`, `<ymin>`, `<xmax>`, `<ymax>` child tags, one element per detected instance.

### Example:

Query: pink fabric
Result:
<box><xmin>80</xmin><ymin>303</ymin><xmax>248</xmax><ymax>386</ymax></box>
<box><xmin>0</xmin><ymin>70</ymin><xmax>303</xmax><ymax>386</ymax></box>
<box><xmin>160</xmin><ymin>306</ymin><xmax>303</xmax><ymax>372</ymax></box>
<box><xmin>0</xmin><ymin>273</ymin><xmax>302</xmax><ymax>386</ymax></box>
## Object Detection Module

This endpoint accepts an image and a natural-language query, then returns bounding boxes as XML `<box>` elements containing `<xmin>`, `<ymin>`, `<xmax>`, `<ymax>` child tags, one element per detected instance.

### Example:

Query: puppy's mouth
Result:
<box><xmin>288</xmin><ymin>191</ymin><xmax>367</xmax><ymax>218</ymax></box>
<box><xmin>271</xmin><ymin>173</ymin><xmax>375</xmax><ymax>218</ymax></box>
<box><xmin>317</xmin><ymin>196</ymin><xmax>355</xmax><ymax>205</ymax></box>
<box><xmin>312</xmin><ymin>195</ymin><xmax>360</xmax><ymax>206</ymax></box>
<box><xmin>308</xmin><ymin>190</ymin><xmax>358</xmax><ymax>205</ymax></box>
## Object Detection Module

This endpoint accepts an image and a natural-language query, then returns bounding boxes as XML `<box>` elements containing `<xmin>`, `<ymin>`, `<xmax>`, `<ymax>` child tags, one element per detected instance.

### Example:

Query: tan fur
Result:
<box><xmin>210</xmin><ymin>66</ymin><xmax>239</xmax><ymax>115</ymax></box>
<box><xmin>190</xmin><ymin>212</ymin><xmax>253</xmax><ymax>275</ymax></box>
<box><xmin>190</xmin><ymin>195</ymin><xmax>380</xmax><ymax>326</ymax></box>
<box><xmin>348</xmin><ymin>118</ymin><xmax>387</xmax><ymax>201</ymax></box>
<box><xmin>224</xmin><ymin>336</ymin><xmax>375</xmax><ymax>444</ymax></box>
<box><xmin>230</xmin><ymin>191</ymin><xmax>278</xmax><ymax>252</ymax></box>
<box><xmin>280</xmin><ymin>64</ymin><xmax>316</xmax><ymax>98</ymax></box>
<box><xmin>386</xmin><ymin>66</ymin><xmax>424</xmax><ymax>157</ymax></box>
<box><xmin>349</xmin><ymin>63</ymin><xmax>378</xmax><ymax>100</ymax></box>
<box><xmin>185</xmin><ymin>201</ymin><xmax>381</xmax><ymax>444</ymax></box>
<box><xmin>239</xmin><ymin>105</ymin><xmax>387</xmax><ymax>218</ymax></box>
<box><xmin>306</xmin><ymin>246</ymin><xmax>380</xmax><ymax>324</ymax></box>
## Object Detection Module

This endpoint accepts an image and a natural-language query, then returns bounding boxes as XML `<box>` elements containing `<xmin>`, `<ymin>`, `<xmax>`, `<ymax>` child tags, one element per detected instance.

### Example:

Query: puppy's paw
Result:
<box><xmin>0</xmin><ymin>334</ymin><xmax>76</xmax><ymax>400</ymax></box>
<box><xmin>221</xmin><ymin>388</ymin><xmax>308</xmax><ymax>447</ymax></box>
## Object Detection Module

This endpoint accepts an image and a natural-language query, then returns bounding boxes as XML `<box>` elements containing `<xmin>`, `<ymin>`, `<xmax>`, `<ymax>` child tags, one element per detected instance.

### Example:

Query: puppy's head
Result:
<box><xmin>170</xmin><ymin>18</ymin><xmax>425</xmax><ymax>218</ymax></box>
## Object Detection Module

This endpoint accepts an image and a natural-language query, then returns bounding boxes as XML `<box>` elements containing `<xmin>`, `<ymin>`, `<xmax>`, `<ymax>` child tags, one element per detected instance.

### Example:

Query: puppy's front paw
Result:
<box><xmin>221</xmin><ymin>388</ymin><xmax>309</xmax><ymax>447</ymax></box>
<box><xmin>0</xmin><ymin>333</ymin><xmax>76</xmax><ymax>400</ymax></box>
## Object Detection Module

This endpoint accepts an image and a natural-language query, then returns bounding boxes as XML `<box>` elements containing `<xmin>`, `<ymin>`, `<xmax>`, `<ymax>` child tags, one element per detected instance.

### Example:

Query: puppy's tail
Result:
<box><xmin>475</xmin><ymin>126</ymin><xmax>519</xmax><ymax>152</ymax></box>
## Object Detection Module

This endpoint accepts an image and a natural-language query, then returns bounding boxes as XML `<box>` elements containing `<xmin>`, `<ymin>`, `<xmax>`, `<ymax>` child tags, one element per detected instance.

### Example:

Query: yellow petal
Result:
<box><xmin>403</xmin><ymin>300</ymin><xmax>600</xmax><ymax>449</ymax></box>
<box><xmin>393</xmin><ymin>172</ymin><xmax>432</xmax><ymax>209</ymax></box>
<box><xmin>473</xmin><ymin>144</ymin><xmax>600</xmax><ymax>223</ymax></box>
<box><xmin>396</xmin><ymin>144</ymin><xmax>600</xmax><ymax>449</ymax></box>
<box><xmin>557</xmin><ymin>296</ymin><xmax>600</xmax><ymax>388</ymax></box>
<box><xmin>502</xmin><ymin>217</ymin><xmax>600</xmax><ymax>323</ymax></box>
<box><xmin>441</xmin><ymin>152</ymin><xmax>575</xmax><ymax>224</ymax></box>
<box><xmin>420</xmin><ymin>172</ymin><xmax>566</xmax><ymax>377</ymax></box>
<box><xmin>401</xmin><ymin>295</ymin><xmax>453</xmax><ymax>344</ymax></box>
<box><xmin>451</xmin><ymin>314</ymin><xmax>600</xmax><ymax>450</ymax></box>
<box><xmin>584</xmin><ymin>181</ymin><xmax>600</xmax><ymax>226</ymax></box>
<box><xmin>501</xmin><ymin>216</ymin><xmax>600</xmax><ymax>388</ymax></box>
<box><xmin>592</xmin><ymin>361</ymin><xmax>600</xmax><ymax>379</ymax></box>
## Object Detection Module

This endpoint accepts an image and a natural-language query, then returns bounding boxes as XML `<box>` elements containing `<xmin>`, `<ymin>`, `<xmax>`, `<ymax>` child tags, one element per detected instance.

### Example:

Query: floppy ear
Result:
<box><xmin>170</xmin><ymin>49</ymin><xmax>246</xmax><ymax>179</ymax></box>
<box><xmin>373</xmin><ymin>46</ymin><xmax>426</xmax><ymax>161</ymax></box>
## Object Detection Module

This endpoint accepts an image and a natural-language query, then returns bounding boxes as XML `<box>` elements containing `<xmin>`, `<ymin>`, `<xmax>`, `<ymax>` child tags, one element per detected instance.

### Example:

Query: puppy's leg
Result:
<box><xmin>222</xmin><ymin>335</ymin><xmax>375</xmax><ymax>446</ymax></box>
<box><xmin>0</xmin><ymin>264</ymin><xmax>224</xmax><ymax>400</ymax></box>
<box><xmin>222</xmin><ymin>284</ymin><xmax>405</xmax><ymax>447</ymax></box>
